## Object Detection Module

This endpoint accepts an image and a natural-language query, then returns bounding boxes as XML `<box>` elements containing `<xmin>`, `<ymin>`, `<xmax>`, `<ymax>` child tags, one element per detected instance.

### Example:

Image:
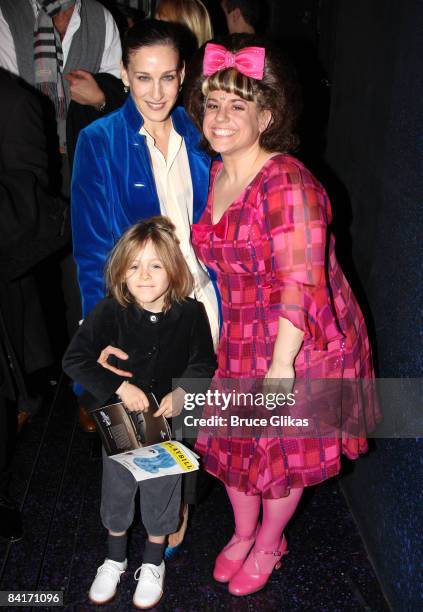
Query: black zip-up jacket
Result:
<box><xmin>62</xmin><ymin>297</ymin><xmax>217</xmax><ymax>408</ymax></box>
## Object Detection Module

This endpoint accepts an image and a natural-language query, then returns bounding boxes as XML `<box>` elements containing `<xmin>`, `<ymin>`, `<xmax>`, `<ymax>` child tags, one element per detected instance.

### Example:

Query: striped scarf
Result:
<box><xmin>34</xmin><ymin>0</ymin><xmax>75</xmax><ymax>119</ymax></box>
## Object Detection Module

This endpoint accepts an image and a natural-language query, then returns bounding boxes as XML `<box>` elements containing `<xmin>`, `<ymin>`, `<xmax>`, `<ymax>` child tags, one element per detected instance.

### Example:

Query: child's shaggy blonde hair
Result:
<box><xmin>105</xmin><ymin>216</ymin><xmax>193</xmax><ymax>311</ymax></box>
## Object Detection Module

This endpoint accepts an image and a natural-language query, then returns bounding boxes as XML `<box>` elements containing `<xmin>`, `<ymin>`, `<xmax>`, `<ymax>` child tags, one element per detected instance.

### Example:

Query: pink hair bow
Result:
<box><xmin>203</xmin><ymin>42</ymin><xmax>265</xmax><ymax>80</ymax></box>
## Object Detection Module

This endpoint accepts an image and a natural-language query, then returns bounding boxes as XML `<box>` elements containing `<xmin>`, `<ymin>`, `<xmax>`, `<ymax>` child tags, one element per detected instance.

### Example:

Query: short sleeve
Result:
<box><xmin>257</xmin><ymin>159</ymin><xmax>344</xmax><ymax>350</ymax></box>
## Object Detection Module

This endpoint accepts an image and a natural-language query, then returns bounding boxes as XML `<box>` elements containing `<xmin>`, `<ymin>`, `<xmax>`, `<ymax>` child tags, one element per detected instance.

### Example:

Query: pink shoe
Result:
<box><xmin>228</xmin><ymin>534</ymin><xmax>289</xmax><ymax>596</ymax></box>
<box><xmin>213</xmin><ymin>528</ymin><xmax>258</xmax><ymax>583</ymax></box>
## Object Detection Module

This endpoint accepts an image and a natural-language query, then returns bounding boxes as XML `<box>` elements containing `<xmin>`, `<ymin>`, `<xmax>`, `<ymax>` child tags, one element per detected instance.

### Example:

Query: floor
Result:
<box><xmin>0</xmin><ymin>379</ymin><xmax>390</xmax><ymax>612</ymax></box>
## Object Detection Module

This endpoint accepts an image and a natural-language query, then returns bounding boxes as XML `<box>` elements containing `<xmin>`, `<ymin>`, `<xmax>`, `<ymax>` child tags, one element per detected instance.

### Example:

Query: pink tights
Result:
<box><xmin>224</xmin><ymin>484</ymin><xmax>303</xmax><ymax>571</ymax></box>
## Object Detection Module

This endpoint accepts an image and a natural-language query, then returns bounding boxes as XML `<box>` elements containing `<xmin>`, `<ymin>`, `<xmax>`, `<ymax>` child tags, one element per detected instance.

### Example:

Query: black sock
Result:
<box><xmin>107</xmin><ymin>533</ymin><xmax>127</xmax><ymax>563</ymax></box>
<box><xmin>143</xmin><ymin>540</ymin><xmax>165</xmax><ymax>566</ymax></box>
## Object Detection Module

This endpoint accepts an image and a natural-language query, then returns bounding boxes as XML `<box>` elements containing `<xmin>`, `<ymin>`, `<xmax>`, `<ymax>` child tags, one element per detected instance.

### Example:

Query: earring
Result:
<box><xmin>124</xmin><ymin>85</ymin><xmax>129</xmax><ymax>93</ymax></box>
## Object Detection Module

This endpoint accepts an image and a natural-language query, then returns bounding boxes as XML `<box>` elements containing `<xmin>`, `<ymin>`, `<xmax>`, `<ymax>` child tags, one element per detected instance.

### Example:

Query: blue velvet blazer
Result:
<box><xmin>71</xmin><ymin>95</ymin><xmax>212</xmax><ymax>317</ymax></box>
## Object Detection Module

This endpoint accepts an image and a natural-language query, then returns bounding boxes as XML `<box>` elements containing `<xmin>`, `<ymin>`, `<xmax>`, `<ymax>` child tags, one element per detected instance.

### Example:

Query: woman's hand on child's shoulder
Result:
<box><xmin>154</xmin><ymin>388</ymin><xmax>186</xmax><ymax>419</ymax></box>
<box><xmin>116</xmin><ymin>381</ymin><xmax>149</xmax><ymax>412</ymax></box>
<box><xmin>97</xmin><ymin>345</ymin><xmax>133</xmax><ymax>377</ymax></box>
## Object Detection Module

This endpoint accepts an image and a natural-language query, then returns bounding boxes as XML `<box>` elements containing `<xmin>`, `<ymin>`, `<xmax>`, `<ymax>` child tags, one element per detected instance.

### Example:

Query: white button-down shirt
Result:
<box><xmin>141</xmin><ymin>122</ymin><xmax>220</xmax><ymax>349</ymax></box>
<box><xmin>0</xmin><ymin>0</ymin><xmax>121</xmax><ymax>78</ymax></box>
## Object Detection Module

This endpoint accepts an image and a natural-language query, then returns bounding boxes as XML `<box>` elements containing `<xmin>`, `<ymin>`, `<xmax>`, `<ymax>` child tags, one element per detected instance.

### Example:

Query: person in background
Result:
<box><xmin>0</xmin><ymin>0</ymin><xmax>123</xmax><ymax>432</ymax></box>
<box><xmin>63</xmin><ymin>217</ymin><xmax>216</xmax><ymax>608</ymax></box>
<box><xmin>114</xmin><ymin>1</ymin><xmax>146</xmax><ymax>32</ymax></box>
<box><xmin>71</xmin><ymin>19</ymin><xmax>220</xmax><ymax>556</ymax></box>
<box><xmin>156</xmin><ymin>0</ymin><xmax>213</xmax><ymax>49</ymax></box>
<box><xmin>185</xmin><ymin>34</ymin><xmax>380</xmax><ymax>596</ymax></box>
<box><xmin>220</xmin><ymin>0</ymin><xmax>263</xmax><ymax>34</ymax></box>
<box><xmin>0</xmin><ymin>69</ymin><xmax>68</xmax><ymax>543</ymax></box>
<box><xmin>0</xmin><ymin>0</ymin><xmax>122</xmax><ymax>138</ymax></box>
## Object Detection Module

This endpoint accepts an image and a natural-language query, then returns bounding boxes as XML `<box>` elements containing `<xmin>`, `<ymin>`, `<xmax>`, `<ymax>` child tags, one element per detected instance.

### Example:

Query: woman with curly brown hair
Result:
<box><xmin>185</xmin><ymin>34</ymin><xmax>379</xmax><ymax>596</ymax></box>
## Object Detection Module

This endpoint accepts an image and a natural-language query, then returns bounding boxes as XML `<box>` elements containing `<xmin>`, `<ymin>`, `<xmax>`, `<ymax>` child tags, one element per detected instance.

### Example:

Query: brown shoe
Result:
<box><xmin>17</xmin><ymin>410</ymin><xmax>31</xmax><ymax>434</ymax></box>
<box><xmin>79</xmin><ymin>406</ymin><xmax>97</xmax><ymax>433</ymax></box>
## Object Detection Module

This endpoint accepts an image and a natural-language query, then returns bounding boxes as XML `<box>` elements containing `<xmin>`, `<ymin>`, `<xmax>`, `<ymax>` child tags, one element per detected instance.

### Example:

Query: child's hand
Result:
<box><xmin>116</xmin><ymin>381</ymin><xmax>149</xmax><ymax>412</ymax></box>
<box><xmin>154</xmin><ymin>388</ymin><xmax>186</xmax><ymax>419</ymax></box>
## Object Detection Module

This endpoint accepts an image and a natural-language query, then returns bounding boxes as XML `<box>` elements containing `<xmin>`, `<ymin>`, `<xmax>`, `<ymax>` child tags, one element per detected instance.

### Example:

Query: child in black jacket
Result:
<box><xmin>63</xmin><ymin>217</ymin><xmax>216</xmax><ymax>608</ymax></box>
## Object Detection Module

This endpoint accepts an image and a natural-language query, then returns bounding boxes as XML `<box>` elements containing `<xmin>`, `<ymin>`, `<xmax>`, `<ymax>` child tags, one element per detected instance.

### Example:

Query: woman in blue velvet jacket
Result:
<box><xmin>70</xmin><ymin>20</ymin><xmax>219</xmax><ymax>553</ymax></box>
<box><xmin>71</xmin><ymin>19</ymin><xmax>219</xmax><ymax>345</ymax></box>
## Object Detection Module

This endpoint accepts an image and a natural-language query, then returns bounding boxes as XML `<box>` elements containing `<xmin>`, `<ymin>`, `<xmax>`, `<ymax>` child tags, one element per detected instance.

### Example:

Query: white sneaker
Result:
<box><xmin>88</xmin><ymin>558</ymin><xmax>127</xmax><ymax>604</ymax></box>
<box><xmin>133</xmin><ymin>561</ymin><xmax>165</xmax><ymax>609</ymax></box>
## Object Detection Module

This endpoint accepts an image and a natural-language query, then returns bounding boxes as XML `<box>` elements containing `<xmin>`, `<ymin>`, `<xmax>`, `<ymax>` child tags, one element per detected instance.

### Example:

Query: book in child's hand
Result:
<box><xmin>110</xmin><ymin>440</ymin><xmax>200</xmax><ymax>482</ymax></box>
<box><xmin>91</xmin><ymin>393</ymin><xmax>171</xmax><ymax>456</ymax></box>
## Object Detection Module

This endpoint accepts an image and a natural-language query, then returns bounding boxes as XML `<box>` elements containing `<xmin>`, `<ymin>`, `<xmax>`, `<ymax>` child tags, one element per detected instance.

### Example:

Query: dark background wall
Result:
<box><xmin>263</xmin><ymin>0</ymin><xmax>423</xmax><ymax>609</ymax></box>
<box><xmin>317</xmin><ymin>1</ymin><xmax>423</xmax><ymax>610</ymax></box>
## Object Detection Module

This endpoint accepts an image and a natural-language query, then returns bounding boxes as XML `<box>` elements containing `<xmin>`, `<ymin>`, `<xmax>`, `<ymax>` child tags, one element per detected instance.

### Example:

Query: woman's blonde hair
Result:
<box><xmin>105</xmin><ymin>216</ymin><xmax>193</xmax><ymax>311</ymax></box>
<box><xmin>156</xmin><ymin>0</ymin><xmax>213</xmax><ymax>48</ymax></box>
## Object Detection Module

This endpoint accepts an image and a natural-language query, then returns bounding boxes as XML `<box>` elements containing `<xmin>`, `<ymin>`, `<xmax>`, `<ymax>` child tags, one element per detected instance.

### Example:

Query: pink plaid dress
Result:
<box><xmin>192</xmin><ymin>154</ymin><xmax>380</xmax><ymax>499</ymax></box>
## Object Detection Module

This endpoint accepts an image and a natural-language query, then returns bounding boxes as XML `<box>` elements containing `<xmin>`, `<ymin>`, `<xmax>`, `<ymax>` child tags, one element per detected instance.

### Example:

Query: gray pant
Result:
<box><xmin>101</xmin><ymin>449</ymin><xmax>181</xmax><ymax>536</ymax></box>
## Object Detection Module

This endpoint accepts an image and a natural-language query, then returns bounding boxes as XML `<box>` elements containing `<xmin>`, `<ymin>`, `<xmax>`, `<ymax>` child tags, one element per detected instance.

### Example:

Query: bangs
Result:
<box><xmin>105</xmin><ymin>217</ymin><xmax>193</xmax><ymax>310</ymax></box>
<box><xmin>202</xmin><ymin>68</ymin><xmax>256</xmax><ymax>101</ymax></box>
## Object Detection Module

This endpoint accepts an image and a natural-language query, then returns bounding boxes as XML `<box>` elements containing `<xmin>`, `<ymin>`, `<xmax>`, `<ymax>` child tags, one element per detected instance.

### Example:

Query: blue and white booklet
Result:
<box><xmin>110</xmin><ymin>440</ymin><xmax>199</xmax><ymax>482</ymax></box>
<box><xmin>91</xmin><ymin>393</ymin><xmax>199</xmax><ymax>481</ymax></box>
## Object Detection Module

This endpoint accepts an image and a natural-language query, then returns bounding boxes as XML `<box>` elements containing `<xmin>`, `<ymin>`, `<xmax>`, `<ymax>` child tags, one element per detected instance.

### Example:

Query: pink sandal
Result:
<box><xmin>213</xmin><ymin>527</ymin><xmax>259</xmax><ymax>583</ymax></box>
<box><xmin>228</xmin><ymin>534</ymin><xmax>289</xmax><ymax>596</ymax></box>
